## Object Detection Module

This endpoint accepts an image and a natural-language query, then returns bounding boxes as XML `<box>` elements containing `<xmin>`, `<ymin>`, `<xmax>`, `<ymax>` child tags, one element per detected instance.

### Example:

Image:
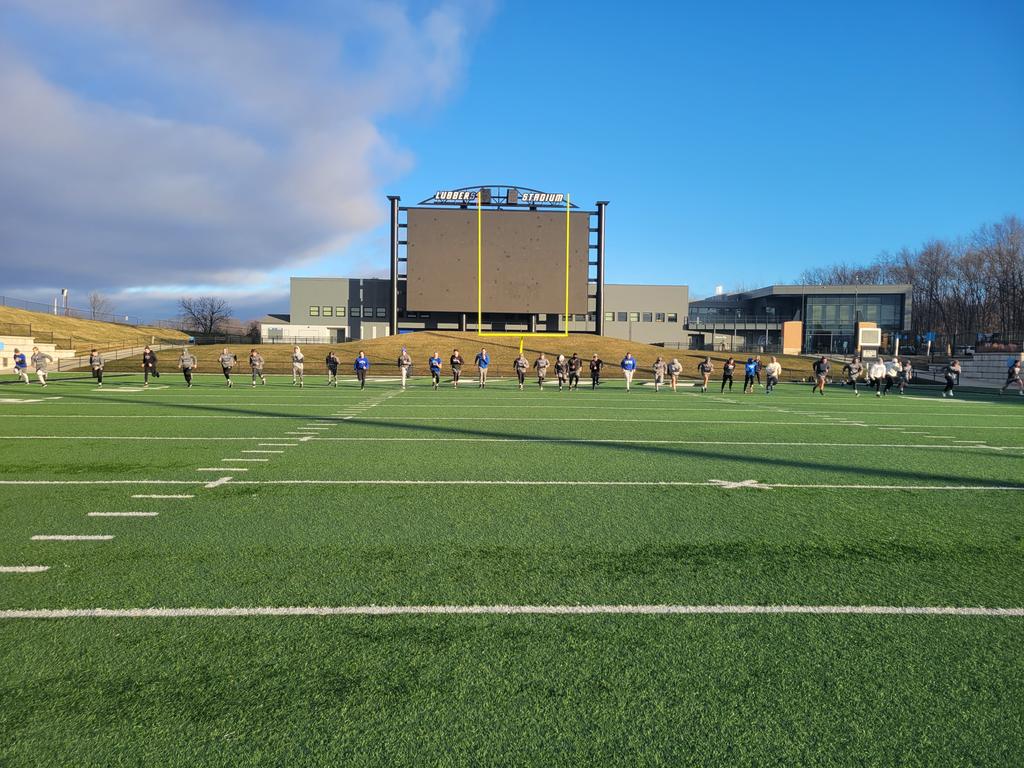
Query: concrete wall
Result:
<box><xmin>602</xmin><ymin>284</ymin><xmax>689</xmax><ymax>344</ymax></box>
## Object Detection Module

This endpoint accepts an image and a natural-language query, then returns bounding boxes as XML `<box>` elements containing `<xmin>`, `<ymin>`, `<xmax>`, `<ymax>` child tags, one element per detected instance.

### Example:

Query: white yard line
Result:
<box><xmin>258</xmin><ymin>443</ymin><xmax>297</xmax><ymax>447</ymax></box>
<box><xmin>87</xmin><ymin>512</ymin><xmax>158</xmax><ymax>517</ymax></box>
<box><xmin>132</xmin><ymin>493</ymin><xmax>195</xmax><ymax>498</ymax></box>
<box><xmin>1</xmin><ymin>604</ymin><xmax>1020</xmax><ymax>620</ymax></box>
<box><xmin>197</xmin><ymin>467</ymin><xmax>249</xmax><ymax>472</ymax></box>
<box><xmin>203</xmin><ymin>476</ymin><xmax>233</xmax><ymax>489</ymax></box>
<box><xmin>241</xmin><ymin>450</ymin><xmax>284</xmax><ymax>454</ymax></box>
<box><xmin>31</xmin><ymin>535</ymin><xmax>113</xmax><ymax>541</ymax></box>
<box><xmin>0</xmin><ymin>566</ymin><xmax>49</xmax><ymax>573</ymax></box>
<box><xmin>223</xmin><ymin>458</ymin><xmax>269</xmax><ymax>462</ymax></box>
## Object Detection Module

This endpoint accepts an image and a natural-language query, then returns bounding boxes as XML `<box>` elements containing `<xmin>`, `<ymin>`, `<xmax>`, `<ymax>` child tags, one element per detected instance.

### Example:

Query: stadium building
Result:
<box><xmin>259</xmin><ymin>185</ymin><xmax>910</xmax><ymax>354</ymax></box>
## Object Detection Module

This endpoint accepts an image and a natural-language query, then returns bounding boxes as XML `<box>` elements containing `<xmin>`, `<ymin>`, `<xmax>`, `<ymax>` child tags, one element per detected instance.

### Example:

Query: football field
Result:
<box><xmin>1</xmin><ymin>372</ymin><xmax>1022</xmax><ymax>765</ymax></box>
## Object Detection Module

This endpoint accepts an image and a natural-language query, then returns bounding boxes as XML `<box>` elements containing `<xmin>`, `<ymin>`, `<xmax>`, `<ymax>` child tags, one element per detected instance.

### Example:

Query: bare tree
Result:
<box><xmin>245</xmin><ymin>320</ymin><xmax>262</xmax><ymax>342</ymax></box>
<box><xmin>179</xmin><ymin>296</ymin><xmax>233</xmax><ymax>335</ymax></box>
<box><xmin>794</xmin><ymin>215</ymin><xmax>1024</xmax><ymax>352</ymax></box>
<box><xmin>88</xmin><ymin>292</ymin><xmax>113</xmax><ymax>320</ymax></box>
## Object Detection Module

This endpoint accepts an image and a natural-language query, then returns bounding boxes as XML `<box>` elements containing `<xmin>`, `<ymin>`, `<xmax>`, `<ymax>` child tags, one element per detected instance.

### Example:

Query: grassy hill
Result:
<box><xmin>94</xmin><ymin>331</ymin><xmax>813</xmax><ymax>380</ymax></box>
<box><xmin>0</xmin><ymin>306</ymin><xmax>190</xmax><ymax>350</ymax></box>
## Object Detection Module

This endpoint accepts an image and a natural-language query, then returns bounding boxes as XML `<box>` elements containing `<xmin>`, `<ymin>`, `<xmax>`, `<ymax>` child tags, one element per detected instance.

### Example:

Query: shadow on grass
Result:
<box><xmin>30</xmin><ymin>381</ymin><xmax>1023</xmax><ymax>488</ymax></box>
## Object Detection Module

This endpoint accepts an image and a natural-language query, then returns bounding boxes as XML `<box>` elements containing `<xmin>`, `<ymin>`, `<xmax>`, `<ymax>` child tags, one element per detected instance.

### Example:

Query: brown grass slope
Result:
<box><xmin>0</xmin><ymin>306</ymin><xmax>189</xmax><ymax>349</ymax></box>
<box><xmin>95</xmin><ymin>331</ymin><xmax>813</xmax><ymax>380</ymax></box>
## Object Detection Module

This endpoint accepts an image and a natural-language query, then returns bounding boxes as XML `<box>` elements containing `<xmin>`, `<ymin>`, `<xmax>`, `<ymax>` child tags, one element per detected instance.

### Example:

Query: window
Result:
<box><xmin>322</xmin><ymin>306</ymin><xmax>333</xmax><ymax>317</ymax></box>
<box><xmin>655</xmin><ymin>312</ymin><xmax>666</xmax><ymax>322</ymax></box>
<box><xmin>350</xmin><ymin>306</ymin><xmax>361</xmax><ymax>318</ymax></box>
<box><xmin>336</xmin><ymin>307</ymin><xmax>346</xmax><ymax>318</ymax></box>
<box><xmin>642</xmin><ymin>312</ymin><xmax>653</xmax><ymax>322</ymax></box>
<box><xmin>667</xmin><ymin>313</ymin><xmax>678</xmax><ymax>323</ymax></box>
<box><xmin>604</xmin><ymin>312</ymin><xmax>614</xmax><ymax>322</ymax></box>
<box><xmin>309</xmin><ymin>306</ymin><xmax>320</xmax><ymax>317</ymax></box>
<box><xmin>574</xmin><ymin>314</ymin><xmax>586</xmax><ymax>322</ymax></box>
<box><xmin>375</xmin><ymin>307</ymin><xmax>386</xmax><ymax>318</ymax></box>
<box><xmin>616</xmin><ymin>312</ymin><xmax>627</xmax><ymax>322</ymax></box>
<box><xmin>629</xmin><ymin>312</ymin><xmax>640</xmax><ymax>322</ymax></box>
<box><xmin>363</xmin><ymin>307</ymin><xmax>373</xmax><ymax>318</ymax></box>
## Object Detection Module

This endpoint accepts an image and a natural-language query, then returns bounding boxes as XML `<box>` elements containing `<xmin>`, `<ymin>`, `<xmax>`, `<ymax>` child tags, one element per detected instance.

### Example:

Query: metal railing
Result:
<box><xmin>0</xmin><ymin>294</ymin><xmax>142</xmax><ymax>325</ymax></box>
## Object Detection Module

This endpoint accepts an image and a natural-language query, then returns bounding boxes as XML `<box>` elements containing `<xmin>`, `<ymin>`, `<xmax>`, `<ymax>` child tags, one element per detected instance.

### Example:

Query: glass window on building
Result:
<box><xmin>375</xmin><ymin>307</ymin><xmax>386</xmax><ymax>318</ymax></box>
<box><xmin>604</xmin><ymin>312</ymin><xmax>614</xmax><ymax>322</ymax></box>
<box><xmin>667</xmin><ymin>313</ymin><xmax>678</xmax><ymax>323</ymax></box>
<box><xmin>629</xmin><ymin>312</ymin><xmax>640</xmax><ymax>322</ymax></box>
<box><xmin>363</xmin><ymin>307</ymin><xmax>373</xmax><ymax>318</ymax></box>
<box><xmin>336</xmin><ymin>307</ymin><xmax>346</xmax><ymax>317</ymax></box>
<box><xmin>574</xmin><ymin>314</ymin><xmax>586</xmax><ymax>322</ymax></box>
<box><xmin>617</xmin><ymin>312</ymin><xmax>627</xmax><ymax>322</ymax></box>
<box><xmin>309</xmin><ymin>306</ymin><xmax>320</xmax><ymax>317</ymax></box>
<box><xmin>655</xmin><ymin>312</ymin><xmax>665</xmax><ymax>322</ymax></box>
<box><xmin>322</xmin><ymin>306</ymin><xmax>333</xmax><ymax>317</ymax></box>
<box><xmin>350</xmin><ymin>306</ymin><xmax>360</xmax><ymax>318</ymax></box>
<box><xmin>642</xmin><ymin>312</ymin><xmax>653</xmax><ymax>322</ymax></box>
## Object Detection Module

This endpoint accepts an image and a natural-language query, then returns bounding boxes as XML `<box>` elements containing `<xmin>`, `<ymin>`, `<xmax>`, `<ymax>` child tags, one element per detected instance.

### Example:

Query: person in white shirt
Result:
<box><xmin>291</xmin><ymin>346</ymin><xmax>305</xmax><ymax>388</ymax></box>
<box><xmin>882</xmin><ymin>357</ymin><xmax>902</xmax><ymax>396</ymax></box>
<box><xmin>764</xmin><ymin>357</ymin><xmax>782</xmax><ymax>394</ymax></box>
<box><xmin>868</xmin><ymin>358</ymin><xmax>887</xmax><ymax>397</ymax></box>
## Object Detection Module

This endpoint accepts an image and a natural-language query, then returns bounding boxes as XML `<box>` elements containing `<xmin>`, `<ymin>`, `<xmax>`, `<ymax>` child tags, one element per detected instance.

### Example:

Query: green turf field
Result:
<box><xmin>1</xmin><ymin>371</ymin><xmax>1022</xmax><ymax>766</ymax></box>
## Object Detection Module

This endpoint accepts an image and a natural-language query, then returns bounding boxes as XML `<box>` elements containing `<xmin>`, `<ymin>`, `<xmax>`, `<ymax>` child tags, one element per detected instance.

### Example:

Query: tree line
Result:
<box><xmin>799</xmin><ymin>215</ymin><xmax>1024</xmax><ymax>348</ymax></box>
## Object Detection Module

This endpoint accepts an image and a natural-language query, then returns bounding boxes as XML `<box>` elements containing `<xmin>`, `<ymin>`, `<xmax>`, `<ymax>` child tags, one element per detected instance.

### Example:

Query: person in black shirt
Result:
<box><xmin>812</xmin><ymin>357</ymin><xmax>829</xmax><ymax>396</ymax></box>
<box><xmin>941</xmin><ymin>360</ymin><xmax>961</xmax><ymax>397</ymax></box>
<box><xmin>142</xmin><ymin>347</ymin><xmax>159</xmax><ymax>388</ymax></box>
<box><xmin>567</xmin><ymin>353</ymin><xmax>582</xmax><ymax>390</ymax></box>
<box><xmin>449</xmin><ymin>349</ymin><xmax>464</xmax><ymax>388</ymax></box>
<box><xmin>589</xmin><ymin>354</ymin><xmax>603</xmax><ymax>389</ymax></box>
<box><xmin>720</xmin><ymin>358</ymin><xmax>735</xmax><ymax>393</ymax></box>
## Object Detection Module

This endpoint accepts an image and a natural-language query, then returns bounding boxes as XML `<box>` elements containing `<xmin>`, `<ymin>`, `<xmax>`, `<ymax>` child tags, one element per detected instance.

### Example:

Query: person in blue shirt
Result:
<box><xmin>12</xmin><ymin>348</ymin><xmax>29</xmax><ymax>384</ymax></box>
<box><xmin>474</xmin><ymin>348</ymin><xmax>490</xmax><ymax>388</ymax></box>
<box><xmin>743</xmin><ymin>358</ymin><xmax>758</xmax><ymax>394</ymax></box>
<box><xmin>620</xmin><ymin>352</ymin><xmax>637</xmax><ymax>391</ymax></box>
<box><xmin>428</xmin><ymin>351</ymin><xmax>443</xmax><ymax>390</ymax></box>
<box><xmin>353</xmin><ymin>351</ymin><xmax>370</xmax><ymax>390</ymax></box>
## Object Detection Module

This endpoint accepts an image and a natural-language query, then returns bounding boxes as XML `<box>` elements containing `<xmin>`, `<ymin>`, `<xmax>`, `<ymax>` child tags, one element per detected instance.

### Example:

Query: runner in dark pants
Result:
<box><xmin>354</xmin><ymin>351</ymin><xmax>370</xmax><ymax>390</ymax></box>
<box><xmin>941</xmin><ymin>360</ymin><xmax>961</xmax><ymax>397</ymax></box>
<box><xmin>142</xmin><ymin>347</ymin><xmax>159</xmax><ymax>388</ymax></box>
<box><xmin>450</xmin><ymin>349</ymin><xmax>464</xmax><ymax>388</ymax></box>
<box><xmin>513</xmin><ymin>353</ymin><xmax>529</xmax><ymax>390</ymax></box>
<box><xmin>178</xmin><ymin>349</ymin><xmax>196</xmax><ymax>388</ymax></box>
<box><xmin>89</xmin><ymin>349</ymin><xmax>105</xmax><ymax>388</ymax></box>
<box><xmin>589</xmin><ymin>355</ymin><xmax>603</xmax><ymax>389</ymax></box>
<box><xmin>720</xmin><ymin>358</ymin><xmax>735</xmax><ymax>393</ymax></box>
<box><xmin>567</xmin><ymin>353</ymin><xmax>582</xmax><ymax>390</ymax></box>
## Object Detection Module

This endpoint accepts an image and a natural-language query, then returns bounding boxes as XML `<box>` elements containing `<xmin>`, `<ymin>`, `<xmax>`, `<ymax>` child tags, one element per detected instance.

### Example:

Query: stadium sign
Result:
<box><xmin>432</xmin><ymin>189</ymin><xmax>567</xmax><ymax>204</ymax></box>
<box><xmin>433</xmin><ymin>190</ymin><xmax>479</xmax><ymax>202</ymax></box>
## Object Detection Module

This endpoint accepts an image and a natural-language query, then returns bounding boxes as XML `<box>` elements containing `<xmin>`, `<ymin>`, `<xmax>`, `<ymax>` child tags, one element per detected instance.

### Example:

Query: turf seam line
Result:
<box><xmin>30</xmin><ymin>535</ymin><xmax>113</xmax><ymax>541</ymax></box>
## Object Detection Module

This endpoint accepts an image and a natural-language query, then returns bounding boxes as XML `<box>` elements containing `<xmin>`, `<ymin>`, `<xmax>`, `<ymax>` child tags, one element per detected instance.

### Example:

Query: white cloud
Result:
<box><xmin>0</xmin><ymin>0</ymin><xmax>485</xmax><ymax>308</ymax></box>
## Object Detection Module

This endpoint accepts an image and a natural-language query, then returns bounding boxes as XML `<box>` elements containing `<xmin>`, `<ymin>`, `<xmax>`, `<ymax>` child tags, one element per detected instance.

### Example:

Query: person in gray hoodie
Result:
<box><xmin>178</xmin><ymin>349</ymin><xmax>197</xmax><ymax>387</ymax></box>
<box><xmin>31</xmin><ymin>347</ymin><xmax>53</xmax><ymax>387</ymax></box>
<box><xmin>89</xmin><ymin>349</ymin><xmax>105</xmax><ymax>388</ymax></box>
<box><xmin>219</xmin><ymin>348</ymin><xmax>237</xmax><ymax>388</ymax></box>
<box><xmin>249</xmin><ymin>349</ymin><xmax>266</xmax><ymax>387</ymax></box>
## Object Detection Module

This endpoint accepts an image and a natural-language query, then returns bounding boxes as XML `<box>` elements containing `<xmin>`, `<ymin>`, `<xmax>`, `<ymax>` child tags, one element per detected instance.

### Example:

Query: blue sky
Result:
<box><xmin>1</xmin><ymin>1</ymin><xmax>1021</xmax><ymax>319</ymax></box>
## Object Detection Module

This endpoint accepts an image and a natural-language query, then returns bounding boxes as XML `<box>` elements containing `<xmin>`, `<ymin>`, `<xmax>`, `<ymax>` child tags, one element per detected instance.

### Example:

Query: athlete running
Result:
<box><xmin>354</xmin><ymin>351</ymin><xmax>370</xmax><ymax>390</ymax></box>
<box><xmin>249</xmin><ymin>349</ymin><xmax>267</xmax><ymax>387</ymax></box>
<box><xmin>533</xmin><ymin>353</ymin><xmax>550</xmax><ymax>389</ymax></box>
<box><xmin>513</xmin><ymin>353</ymin><xmax>529</xmax><ymax>390</ymax></box>
<box><xmin>450</xmin><ymin>349</ymin><xmax>464</xmax><ymax>388</ymax></box>
<box><xmin>291</xmin><ymin>346</ymin><xmax>305</xmax><ymax>388</ymax></box>
<box><xmin>620</xmin><ymin>352</ymin><xmax>637</xmax><ymax>391</ymax></box>
<box><xmin>218</xmin><ymin>348</ymin><xmax>236</xmax><ymax>388</ymax></box>
<box><xmin>589</xmin><ymin>354</ymin><xmax>604</xmax><ymax>389</ymax></box>
<box><xmin>697</xmin><ymin>357</ymin><xmax>713</xmax><ymax>393</ymax></box>
<box><xmin>428</xmin><ymin>352</ymin><xmax>443</xmax><ymax>390</ymax></box>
